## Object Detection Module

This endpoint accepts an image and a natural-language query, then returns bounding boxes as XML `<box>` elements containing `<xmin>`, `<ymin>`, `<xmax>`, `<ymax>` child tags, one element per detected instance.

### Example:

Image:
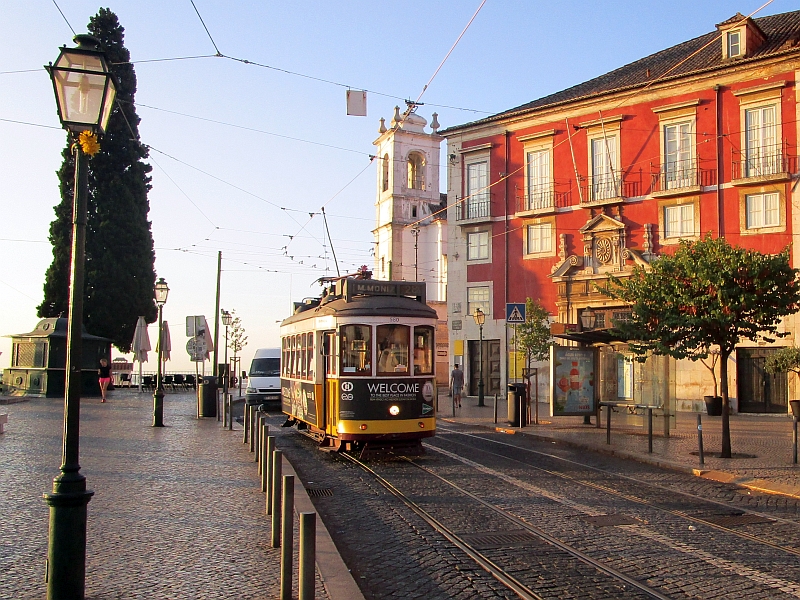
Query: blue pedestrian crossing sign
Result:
<box><xmin>506</xmin><ymin>303</ymin><xmax>526</xmax><ymax>324</ymax></box>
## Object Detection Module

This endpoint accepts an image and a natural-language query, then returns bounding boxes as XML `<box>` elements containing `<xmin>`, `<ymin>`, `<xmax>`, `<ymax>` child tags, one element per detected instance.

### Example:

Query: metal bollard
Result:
<box><xmin>249</xmin><ymin>409</ymin><xmax>257</xmax><ymax>453</ymax></box>
<box><xmin>271</xmin><ymin>450</ymin><xmax>283</xmax><ymax>548</ymax></box>
<box><xmin>299</xmin><ymin>512</ymin><xmax>316</xmax><ymax>600</ymax></box>
<box><xmin>280</xmin><ymin>475</ymin><xmax>295</xmax><ymax>600</ymax></box>
<box><xmin>259</xmin><ymin>423</ymin><xmax>269</xmax><ymax>478</ymax></box>
<box><xmin>227</xmin><ymin>393</ymin><xmax>233</xmax><ymax>431</ymax></box>
<box><xmin>697</xmin><ymin>414</ymin><xmax>704</xmax><ymax>465</ymax></box>
<box><xmin>793</xmin><ymin>416</ymin><xmax>797</xmax><ymax>465</ymax></box>
<box><xmin>265</xmin><ymin>436</ymin><xmax>275</xmax><ymax>498</ymax></box>
<box><xmin>493</xmin><ymin>393</ymin><xmax>498</xmax><ymax>424</ymax></box>
<box><xmin>606</xmin><ymin>404</ymin><xmax>612</xmax><ymax>445</ymax></box>
<box><xmin>243</xmin><ymin>404</ymin><xmax>250</xmax><ymax>444</ymax></box>
<box><xmin>255</xmin><ymin>414</ymin><xmax>264</xmax><ymax>465</ymax></box>
<box><xmin>647</xmin><ymin>407</ymin><xmax>653</xmax><ymax>454</ymax></box>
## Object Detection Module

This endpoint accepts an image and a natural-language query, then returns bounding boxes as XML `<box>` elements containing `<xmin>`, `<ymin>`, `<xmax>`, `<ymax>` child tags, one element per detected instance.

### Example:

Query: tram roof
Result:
<box><xmin>281</xmin><ymin>280</ymin><xmax>437</xmax><ymax>325</ymax></box>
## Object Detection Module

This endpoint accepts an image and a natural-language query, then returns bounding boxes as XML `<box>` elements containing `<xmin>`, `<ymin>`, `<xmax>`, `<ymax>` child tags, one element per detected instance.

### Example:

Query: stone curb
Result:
<box><xmin>282</xmin><ymin>456</ymin><xmax>366</xmax><ymax>600</ymax></box>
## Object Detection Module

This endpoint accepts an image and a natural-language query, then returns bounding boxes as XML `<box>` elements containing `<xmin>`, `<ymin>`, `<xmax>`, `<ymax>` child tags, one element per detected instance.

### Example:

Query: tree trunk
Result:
<box><xmin>720</xmin><ymin>350</ymin><xmax>732</xmax><ymax>458</ymax></box>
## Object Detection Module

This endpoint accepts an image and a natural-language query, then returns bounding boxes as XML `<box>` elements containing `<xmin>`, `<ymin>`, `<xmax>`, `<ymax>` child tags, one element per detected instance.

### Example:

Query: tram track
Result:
<box><xmin>433</xmin><ymin>424</ymin><xmax>800</xmax><ymax>556</ymax></box>
<box><xmin>339</xmin><ymin>451</ymin><xmax>671</xmax><ymax>600</ymax></box>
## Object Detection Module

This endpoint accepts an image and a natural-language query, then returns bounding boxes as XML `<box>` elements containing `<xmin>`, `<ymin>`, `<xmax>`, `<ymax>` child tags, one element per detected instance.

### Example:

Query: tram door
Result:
<box><xmin>322</xmin><ymin>331</ymin><xmax>338</xmax><ymax>435</ymax></box>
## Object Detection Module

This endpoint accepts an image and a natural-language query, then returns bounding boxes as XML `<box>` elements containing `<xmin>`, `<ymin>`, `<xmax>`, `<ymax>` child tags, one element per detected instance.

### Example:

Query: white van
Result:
<box><xmin>245</xmin><ymin>348</ymin><xmax>281</xmax><ymax>408</ymax></box>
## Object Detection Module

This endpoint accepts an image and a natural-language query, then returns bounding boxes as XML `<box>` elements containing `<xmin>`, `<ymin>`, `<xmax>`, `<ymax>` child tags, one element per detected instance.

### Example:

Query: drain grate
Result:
<box><xmin>583</xmin><ymin>514</ymin><xmax>640</xmax><ymax>527</ymax></box>
<box><xmin>459</xmin><ymin>530</ymin><xmax>539</xmax><ymax>550</ymax></box>
<box><xmin>305</xmin><ymin>487</ymin><xmax>333</xmax><ymax>498</ymax></box>
<box><xmin>699</xmin><ymin>513</ymin><xmax>774</xmax><ymax>527</ymax></box>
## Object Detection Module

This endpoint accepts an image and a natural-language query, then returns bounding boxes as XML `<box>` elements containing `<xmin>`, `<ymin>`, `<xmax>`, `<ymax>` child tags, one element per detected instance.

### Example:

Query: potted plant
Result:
<box><xmin>701</xmin><ymin>346</ymin><xmax>723</xmax><ymax>416</ymax></box>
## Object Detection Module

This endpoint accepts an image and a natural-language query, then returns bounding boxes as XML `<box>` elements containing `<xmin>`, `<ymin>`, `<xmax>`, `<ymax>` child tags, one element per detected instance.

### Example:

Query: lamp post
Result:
<box><xmin>222</xmin><ymin>309</ymin><xmax>232</xmax><ymax>429</ymax></box>
<box><xmin>153</xmin><ymin>278</ymin><xmax>169</xmax><ymax>427</ymax></box>
<box><xmin>43</xmin><ymin>34</ymin><xmax>117</xmax><ymax>600</ymax></box>
<box><xmin>473</xmin><ymin>308</ymin><xmax>486</xmax><ymax>407</ymax></box>
<box><xmin>579</xmin><ymin>307</ymin><xmax>596</xmax><ymax>425</ymax></box>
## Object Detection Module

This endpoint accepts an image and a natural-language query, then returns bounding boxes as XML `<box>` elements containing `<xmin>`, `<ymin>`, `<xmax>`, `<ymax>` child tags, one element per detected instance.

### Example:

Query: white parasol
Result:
<box><xmin>158</xmin><ymin>320</ymin><xmax>172</xmax><ymax>364</ymax></box>
<box><xmin>131</xmin><ymin>316</ymin><xmax>151</xmax><ymax>392</ymax></box>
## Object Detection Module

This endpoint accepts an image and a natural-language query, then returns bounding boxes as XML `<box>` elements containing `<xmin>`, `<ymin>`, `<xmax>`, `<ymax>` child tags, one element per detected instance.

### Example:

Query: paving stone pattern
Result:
<box><xmin>0</xmin><ymin>391</ymin><xmax>328</xmax><ymax>600</ymax></box>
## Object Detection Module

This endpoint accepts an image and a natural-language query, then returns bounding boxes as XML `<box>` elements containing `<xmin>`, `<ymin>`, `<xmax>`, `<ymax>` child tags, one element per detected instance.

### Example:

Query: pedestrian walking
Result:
<box><xmin>98</xmin><ymin>358</ymin><xmax>112</xmax><ymax>402</ymax></box>
<box><xmin>450</xmin><ymin>364</ymin><xmax>464</xmax><ymax>408</ymax></box>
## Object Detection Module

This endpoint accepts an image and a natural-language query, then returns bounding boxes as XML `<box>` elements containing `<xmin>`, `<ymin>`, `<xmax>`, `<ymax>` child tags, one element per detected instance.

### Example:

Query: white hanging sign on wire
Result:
<box><xmin>346</xmin><ymin>90</ymin><xmax>367</xmax><ymax>116</ymax></box>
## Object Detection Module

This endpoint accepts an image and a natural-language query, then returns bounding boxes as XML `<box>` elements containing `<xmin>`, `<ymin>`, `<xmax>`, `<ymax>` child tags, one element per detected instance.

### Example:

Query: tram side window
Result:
<box><xmin>323</xmin><ymin>332</ymin><xmax>337</xmax><ymax>376</ymax></box>
<box><xmin>306</xmin><ymin>333</ymin><xmax>314</xmax><ymax>380</ymax></box>
<box><xmin>281</xmin><ymin>338</ymin><xmax>288</xmax><ymax>376</ymax></box>
<box><xmin>340</xmin><ymin>325</ymin><xmax>372</xmax><ymax>375</ymax></box>
<box><xmin>413</xmin><ymin>326</ymin><xmax>434</xmax><ymax>375</ymax></box>
<box><xmin>377</xmin><ymin>324</ymin><xmax>409</xmax><ymax>375</ymax></box>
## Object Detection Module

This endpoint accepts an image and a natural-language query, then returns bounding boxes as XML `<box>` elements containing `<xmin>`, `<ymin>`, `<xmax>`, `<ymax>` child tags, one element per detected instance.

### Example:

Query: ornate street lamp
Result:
<box><xmin>153</xmin><ymin>277</ymin><xmax>169</xmax><ymax>427</ymax></box>
<box><xmin>42</xmin><ymin>34</ymin><xmax>116</xmax><ymax>600</ymax></box>
<box><xmin>222</xmin><ymin>310</ymin><xmax>232</xmax><ymax>430</ymax></box>
<box><xmin>473</xmin><ymin>308</ymin><xmax>486</xmax><ymax>407</ymax></box>
<box><xmin>580</xmin><ymin>307</ymin><xmax>597</xmax><ymax>331</ymax></box>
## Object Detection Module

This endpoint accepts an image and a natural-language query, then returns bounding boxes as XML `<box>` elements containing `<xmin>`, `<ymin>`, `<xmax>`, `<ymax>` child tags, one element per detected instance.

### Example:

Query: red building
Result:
<box><xmin>442</xmin><ymin>11</ymin><xmax>800</xmax><ymax>414</ymax></box>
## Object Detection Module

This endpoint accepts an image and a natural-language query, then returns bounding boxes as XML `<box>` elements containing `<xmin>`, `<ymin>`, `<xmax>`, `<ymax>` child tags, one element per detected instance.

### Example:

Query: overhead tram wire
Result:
<box><xmin>51</xmin><ymin>0</ymin><xmax>76</xmax><ymax>36</ymax></box>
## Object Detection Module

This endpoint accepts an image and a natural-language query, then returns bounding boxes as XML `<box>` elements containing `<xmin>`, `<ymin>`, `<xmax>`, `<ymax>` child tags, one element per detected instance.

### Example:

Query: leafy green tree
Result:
<box><xmin>228</xmin><ymin>312</ymin><xmax>248</xmax><ymax>365</ymax></box>
<box><xmin>605</xmin><ymin>235</ymin><xmax>800</xmax><ymax>458</ymax></box>
<box><xmin>38</xmin><ymin>8</ymin><xmax>157</xmax><ymax>351</ymax></box>
<box><xmin>512</xmin><ymin>297</ymin><xmax>552</xmax><ymax>368</ymax></box>
<box><xmin>765</xmin><ymin>347</ymin><xmax>800</xmax><ymax>379</ymax></box>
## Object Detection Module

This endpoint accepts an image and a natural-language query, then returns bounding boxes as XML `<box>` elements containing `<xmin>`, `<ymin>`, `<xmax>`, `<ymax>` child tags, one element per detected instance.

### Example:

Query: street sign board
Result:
<box><xmin>186</xmin><ymin>336</ymin><xmax>207</xmax><ymax>362</ymax></box>
<box><xmin>506</xmin><ymin>303</ymin><xmax>526</xmax><ymax>324</ymax></box>
<box><xmin>186</xmin><ymin>315</ymin><xmax>206</xmax><ymax>337</ymax></box>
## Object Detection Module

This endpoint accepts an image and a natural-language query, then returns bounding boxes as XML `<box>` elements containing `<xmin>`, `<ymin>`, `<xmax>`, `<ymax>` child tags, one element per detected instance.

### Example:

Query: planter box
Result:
<box><xmin>704</xmin><ymin>395</ymin><xmax>723</xmax><ymax>416</ymax></box>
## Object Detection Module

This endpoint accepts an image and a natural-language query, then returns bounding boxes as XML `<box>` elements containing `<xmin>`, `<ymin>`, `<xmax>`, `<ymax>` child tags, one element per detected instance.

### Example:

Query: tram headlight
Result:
<box><xmin>389</xmin><ymin>405</ymin><xmax>400</xmax><ymax>416</ymax></box>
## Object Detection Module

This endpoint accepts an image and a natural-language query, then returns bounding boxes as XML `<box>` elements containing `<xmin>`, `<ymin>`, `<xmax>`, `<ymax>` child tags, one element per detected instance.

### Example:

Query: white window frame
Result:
<box><xmin>466</xmin><ymin>160</ymin><xmax>489</xmax><ymax>214</ymax></box>
<box><xmin>525</xmin><ymin>221</ymin><xmax>553</xmax><ymax>255</ymax></box>
<box><xmin>588</xmin><ymin>133</ymin><xmax>620</xmax><ymax>201</ymax></box>
<box><xmin>524</xmin><ymin>145</ymin><xmax>552</xmax><ymax>210</ymax></box>
<box><xmin>663</xmin><ymin>204</ymin><xmax>694</xmax><ymax>239</ymax></box>
<box><xmin>727</xmin><ymin>30</ymin><xmax>741</xmax><ymax>57</ymax></box>
<box><xmin>663</xmin><ymin>120</ymin><xmax>694</xmax><ymax>189</ymax></box>
<box><xmin>467</xmin><ymin>286</ymin><xmax>490</xmax><ymax>318</ymax></box>
<box><xmin>744</xmin><ymin>105</ymin><xmax>779</xmax><ymax>178</ymax></box>
<box><xmin>745</xmin><ymin>192</ymin><xmax>780</xmax><ymax>229</ymax></box>
<box><xmin>466</xmin><ymin>230</ymin><xmax>489</xmax><ymax>261</ymax></box>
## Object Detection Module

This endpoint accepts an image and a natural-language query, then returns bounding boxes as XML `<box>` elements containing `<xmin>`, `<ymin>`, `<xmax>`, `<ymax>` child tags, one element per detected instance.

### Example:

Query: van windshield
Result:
<box><xmin>250</xmin><ymin>357</ymin><xmax>280</xmax><ymax>377</ymax></box>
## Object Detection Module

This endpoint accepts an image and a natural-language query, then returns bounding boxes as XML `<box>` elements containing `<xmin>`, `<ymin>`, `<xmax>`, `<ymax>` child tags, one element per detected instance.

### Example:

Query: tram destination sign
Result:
<box><xmin>343</xmin><ymin>279</ymin><xmax>426</xmax><ymax>303</ymax></box>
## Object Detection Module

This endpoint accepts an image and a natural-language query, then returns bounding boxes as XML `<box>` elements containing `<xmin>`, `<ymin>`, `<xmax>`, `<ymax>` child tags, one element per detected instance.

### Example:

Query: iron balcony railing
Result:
<box><xmin>732</xmin><ymin>143</ymin><xmax>796</xmax><ymax>180</ymax></box>
<box><xmin>455</xmin><ymin>194</ymin><xmax>491</xmax><ymax>221</ymax></box>
<box><xmin>519</xmin><ymin>184</ymin><xmax>556</xmax><ymax>212</ymax></box>
<box><xmin>650</xmin><ymin>160</ymin><xmax>716</xmax><ymax>193</ymax></box>
<box><xmin>583</xmin><ymin>173</ymin><xmax>624</xmax><ymax>203</ymax></box>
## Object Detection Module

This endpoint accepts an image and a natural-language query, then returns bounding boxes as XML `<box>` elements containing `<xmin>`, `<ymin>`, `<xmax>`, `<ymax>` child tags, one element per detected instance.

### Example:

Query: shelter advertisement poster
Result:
<box><xmin>550</xmin><ymin>347</ymin><xmax>596</xmax><ymax>416</ymax></box>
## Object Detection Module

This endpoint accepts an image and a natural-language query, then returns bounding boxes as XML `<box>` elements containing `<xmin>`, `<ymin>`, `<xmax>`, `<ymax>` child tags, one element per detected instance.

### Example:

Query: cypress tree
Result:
<box><xmin>38</xmin><ymin>8</ymin><xmax>157</xmax><ymax>352</ymax></box>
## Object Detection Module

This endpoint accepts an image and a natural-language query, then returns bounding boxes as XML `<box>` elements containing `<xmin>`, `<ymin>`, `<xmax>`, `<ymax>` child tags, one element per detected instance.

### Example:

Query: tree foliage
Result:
<box><xmin>604</xmin><ymin>235</ymin><xmax>800</xmax><ymax>457</ymax></box>
<box><xmin>38</xmin><ymin>8</ymin><xmax>157</xmax><ymax>352</ymax></box>
<box><xmin>765</xmin><ymin>347</ymin><xmax>800</xmax><ymax>378</ymax></box>
<box><xmin>512</xmin><ymin>298</ymin><xmax>552</xmax><ymax>365</ymax></box>
<box><xmin>228</xmin><ymin>312</ymin><xmax>248</xmax><ymax>357</ymax></box>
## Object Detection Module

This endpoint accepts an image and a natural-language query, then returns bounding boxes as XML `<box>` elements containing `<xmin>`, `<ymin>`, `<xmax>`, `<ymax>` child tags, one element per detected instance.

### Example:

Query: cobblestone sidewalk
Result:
<box><xmin>0</xmin><ymin>391</ymin><xmax>330</xmax><ymax>600</ymax></box>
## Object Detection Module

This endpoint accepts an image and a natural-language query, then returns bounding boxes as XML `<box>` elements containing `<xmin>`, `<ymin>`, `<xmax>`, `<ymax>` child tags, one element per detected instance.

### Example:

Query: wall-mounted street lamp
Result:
<box><xmin>43</xmin><ymin>33</ymin><xmax>117</xmax><ymax>600</ymax></box>
<box><xmin>580</xmin><ymin>307</ymin><xmax>597</xmax><ymax>331</ymax></box>
<box><xmin>153</xmin><ymin>277</ymin><xmax>169</xmax><ymax>427</ymax></box>
<box><xmin>473</xmin><ymin>308</ymin><xmax>486</xmax><ymax>407</ymax></box>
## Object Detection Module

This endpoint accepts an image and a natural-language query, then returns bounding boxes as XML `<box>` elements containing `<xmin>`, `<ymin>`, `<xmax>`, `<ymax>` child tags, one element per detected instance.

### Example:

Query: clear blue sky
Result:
<box><xmin>1</xmin><ymin>0</ymin><xmax>794</xmax><ymax>373</ymax></box>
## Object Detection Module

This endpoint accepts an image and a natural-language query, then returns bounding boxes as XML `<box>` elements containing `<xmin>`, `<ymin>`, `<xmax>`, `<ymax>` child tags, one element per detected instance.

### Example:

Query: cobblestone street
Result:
<box><xmin>0</xmin><ymin>391</ymin><xmax>329</xmax><ymax>600</ymax></box>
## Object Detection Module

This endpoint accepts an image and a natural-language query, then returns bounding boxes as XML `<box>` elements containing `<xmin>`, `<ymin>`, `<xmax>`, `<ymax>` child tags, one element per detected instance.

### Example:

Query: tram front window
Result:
<box><xmin>377</xmin><ymin>324</ymin><xmax>409</xmax><ymax>375</ymax></box>
<box><xmin>340</xmin><ymin>324</ymin><xmax>372</xmax><ymax>375</ymax></box>
<box><xmin>413</xmin><ymin>326</ymin><xmax>434</xmax><ymax>375</ymax></box>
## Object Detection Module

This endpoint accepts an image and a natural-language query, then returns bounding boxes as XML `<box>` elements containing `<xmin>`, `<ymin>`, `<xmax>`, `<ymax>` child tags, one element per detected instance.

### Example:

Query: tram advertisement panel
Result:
<box><xmin>339</xmin><ymin>378</ymin><xmax>435</xmax><ymax>420</ymax></box>
<box><xmin>281</xmin><ymin>379</ymin><xmax>318</xmax><ymax>426</ymax></box>
<box><xmin>550</xmin><ymin>346</ymin><xmax>596</xmax><ymax>416</ymax></box>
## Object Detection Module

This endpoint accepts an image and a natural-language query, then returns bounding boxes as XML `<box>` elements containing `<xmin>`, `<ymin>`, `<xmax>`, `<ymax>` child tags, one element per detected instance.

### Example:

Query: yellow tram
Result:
<box><xmin>279</xmin><ymin>276</ymin><xmax>437</xmax><ymax>454</ymax></box>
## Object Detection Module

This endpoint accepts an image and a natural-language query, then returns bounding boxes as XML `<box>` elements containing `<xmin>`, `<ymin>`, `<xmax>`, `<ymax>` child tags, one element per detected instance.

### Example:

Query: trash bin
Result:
<box><xmin>508</xmin><ymin>383</ymin><xmax>526</xmax><ymax>427</ymax></box>
<box><xmin>198</xmin><ymin>377</ymin><xmax>218</xmax><ymax>418</ymax></box>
